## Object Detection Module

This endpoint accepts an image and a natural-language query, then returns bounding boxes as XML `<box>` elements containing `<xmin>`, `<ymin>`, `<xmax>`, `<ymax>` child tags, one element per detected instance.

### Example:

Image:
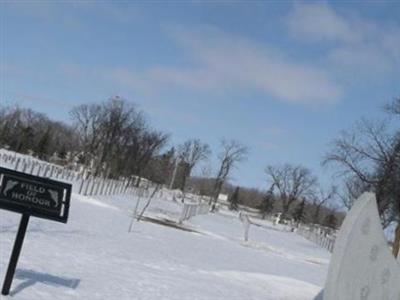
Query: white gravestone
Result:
<box><xmin>323</xmin><ymin>192</ymin><xmax>400</xmax><ymax>300</ymax></box>
<box><xmin>239</xmin><ymin>211</ymin><xmax>251</xmax><ymax>242</ymax></box>
<box><xmin>273</xmin><ymin>213</ymin><xmax>281</xmax><ymax>225</ymax></box>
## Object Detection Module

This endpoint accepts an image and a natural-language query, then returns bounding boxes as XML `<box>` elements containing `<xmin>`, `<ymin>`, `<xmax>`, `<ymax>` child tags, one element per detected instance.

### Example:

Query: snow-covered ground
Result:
<box><xmin>0</xmin><ymin>190</ymin><xmax>328</xmax><ymax>300</ymax></box>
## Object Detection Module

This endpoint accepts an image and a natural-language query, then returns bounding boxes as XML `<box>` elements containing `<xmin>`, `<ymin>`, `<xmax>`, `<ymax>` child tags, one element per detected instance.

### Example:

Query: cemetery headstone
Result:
<box><xmin>322</xmin><ymin>192</ymin><xmax>400</xmax><ymax>300</ymax></box>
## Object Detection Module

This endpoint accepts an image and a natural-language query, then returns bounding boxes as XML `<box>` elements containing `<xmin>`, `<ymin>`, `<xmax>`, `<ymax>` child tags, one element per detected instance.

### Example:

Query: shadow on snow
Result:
<box><xmin>9</xmin><ymin>269</ymin><xmax>80</xmax><ymax>296</ymax></box>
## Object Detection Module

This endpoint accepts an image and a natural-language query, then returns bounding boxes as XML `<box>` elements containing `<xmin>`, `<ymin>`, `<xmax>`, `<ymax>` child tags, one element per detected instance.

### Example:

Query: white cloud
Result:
<box><xmin>286</xmin><ymin>2</ymin><xmax>400</xmax><ymax>75</ymax></box>
<box><xmin>107</xmin><ymin>26</ymin><xmax>341</xmax><ymax>105</ymax></box>
<box><xmin>286</xmin><ymin>2</ymin><xmax>358</xmax><ymax>43</ymax></box>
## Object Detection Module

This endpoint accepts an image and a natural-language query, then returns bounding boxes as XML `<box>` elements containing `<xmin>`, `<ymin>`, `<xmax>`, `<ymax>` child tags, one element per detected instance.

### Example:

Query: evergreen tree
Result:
<box><xmin>292</xmin><ymin>198</ymin><xmax>307</xmax><ymax>224</ymax></box>
<box><xmin>259</xmin><ymin>184</ymin><xmax>275</xmax><ymax>219</ymax></box>
<box><xmin>144</xmin><ymin>148</ymin><xmax>175</xmax><ymax>185</ymax></box>
<box><xmin>59</xmin><ymin>145</ymin><xmax>67</xmax><ymax>159</ymax></box>
<box><xmin>229</xmin><ymin>186</ymin><xmax>240</xmax><ymax>210</ymax></box>
<box><xmin>36</xmin><ymin>127</ymin><xmax>52</xmax><ymax>159</ymax></box>
<box><xmin>324</xmin><ymin>213</ymin><xmax>338</xmax><ymax>229</ymax></box>
<box><xmin>16</xmin><ymin>125</ymin><xmax>34</xmax><ymax>153</ymax></box>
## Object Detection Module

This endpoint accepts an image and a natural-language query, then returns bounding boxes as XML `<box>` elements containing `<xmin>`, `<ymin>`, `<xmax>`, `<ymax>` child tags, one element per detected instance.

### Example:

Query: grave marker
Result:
<box><xmin>322</xmin><ymin>193</ymin><xmax>400</xmax><ymax>300</ymax></box>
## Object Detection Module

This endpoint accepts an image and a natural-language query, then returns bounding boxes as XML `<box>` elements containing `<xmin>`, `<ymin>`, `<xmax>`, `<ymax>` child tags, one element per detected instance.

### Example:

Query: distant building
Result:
<box><xmin>218</xmin><ymin>193</ymin><xmax>228</xmax><ymax>202</ymax></box>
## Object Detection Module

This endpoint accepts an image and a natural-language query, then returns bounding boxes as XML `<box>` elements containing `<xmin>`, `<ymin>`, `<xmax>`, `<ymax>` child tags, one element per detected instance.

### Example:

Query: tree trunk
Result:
<box><xmin>392</xmin><ymin>223</ymin><xmax>400</xmax><ymax>258</ymax></box>
<box><xmin>281</xmin><ymin>202</ymin><xmax>290</xmax><ymax>219</ymax></box>
<box><xmin>210</xmin><ymin>180</ymin><xmax>223</xmax><ymax>211</ymax></box>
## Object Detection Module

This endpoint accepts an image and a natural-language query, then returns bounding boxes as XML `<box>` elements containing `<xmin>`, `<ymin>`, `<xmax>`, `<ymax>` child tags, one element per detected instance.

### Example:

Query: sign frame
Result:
<box><xmin>0</xmin><ymin>166</ymin><xmax>72</xmax><ymax>295</ymax></box>
<box><xmin>0</xmin><ymin>166</ymin><xmax>71</xmax><ymax>223</ymax></box>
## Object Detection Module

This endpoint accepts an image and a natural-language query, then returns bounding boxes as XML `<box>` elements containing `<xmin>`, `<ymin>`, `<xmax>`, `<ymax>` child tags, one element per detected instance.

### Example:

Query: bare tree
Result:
<box><xmin>265</xmin><ymin>164</ymin><xmax>316</xmax><ymax>218</ymax></box>
<box><xmin>177</xmin><ymin>139</ymin><xmax>211</xmax><ymax>191</ymax></box>
<box><xmin>211</xmin><ymin>139</ymin><xmax>248</xmax><ymax>210</ymax></box>
<box><xmin>324</xmin><ymin>110</ymin><xmax>400</xmax><ymax>256</ymax></box>
<box><xmin>337</xmin><ymin>176</ymin><xmax>369</xmax><ymax>210</ymax></box>
<box><xmin>0</xmin><ymin>105</ymin><xmax>76</xmax><ymax>158</ymax></box>
<box><xmin>311</xmin><ymin>186</ymin><xmax>337</xmax><ymax>224</ymax></box>
<box><xmin>323</xmin><ymin>119</ymin><xmax>392</xmax><ymax>184</ymax></box>
<box><xmin>70</xmin><ymin>103</ymin><xmax>104</xmax><ymax>166</ymax></box>
<box><xmin>1</xmin><ymin>98</ymin><xmax>169</xmax><ymax>184</ymax></box>
<box><xmin>70</xmin><ymin>97</ymin><xmax>168</xmax><ymax>179</ymax></box>
<box><xmin>126</xmin><ymin>129</ymin><xmax>169</xmax><ymax>183</ymax></box>
<box><xmin>384</xmin><ymin>97</ymin><xmax>400</xmax><ymax>115</ymax></box>
<box><xmin>323</xmin><ymin>118</ymin><xmax>397</xmax><ymax>226</ymax></box>
<box><xmin>97</xmin><ymin>97</ymin><xmax>142</xmax><ymax>176</ymax></box>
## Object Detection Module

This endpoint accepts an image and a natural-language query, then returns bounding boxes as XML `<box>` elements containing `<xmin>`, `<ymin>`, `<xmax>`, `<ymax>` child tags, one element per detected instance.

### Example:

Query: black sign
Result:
<box><xmin>0</xmin><ymin>166</ymin><xmax>72</xmax><ymax>296</ymax></box>
<box><xmin>0</xmin><ymin>167</ymin><xmax>71</xmax><ymax>223</ymax></box>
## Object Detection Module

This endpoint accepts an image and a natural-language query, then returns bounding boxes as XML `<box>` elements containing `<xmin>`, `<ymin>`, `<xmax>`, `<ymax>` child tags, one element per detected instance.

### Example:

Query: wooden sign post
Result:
<box><xmin>0</xmin><ymin>166</ymin><xmax>71</xmax><ymax>295</ymax></box>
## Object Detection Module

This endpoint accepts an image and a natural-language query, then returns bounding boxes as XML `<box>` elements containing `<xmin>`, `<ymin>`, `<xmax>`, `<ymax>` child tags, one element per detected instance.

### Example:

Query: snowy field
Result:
<box><xmin>0</xmin><ymin>189</ymin><xmax>329</xmax><ymax>300</ymax></box>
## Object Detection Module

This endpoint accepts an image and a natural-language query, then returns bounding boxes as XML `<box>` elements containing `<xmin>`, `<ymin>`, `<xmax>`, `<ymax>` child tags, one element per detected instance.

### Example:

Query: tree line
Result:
<box><xmin>0</xmin><ymin>97</ymin><xmax>246</xmax><ymax>210</ymax></box>
<box><xmin>2</xmin><ymin>96</ymin><xmax>396</xmax><ymax>234</ymax></box>
<box><xmin>187</xmin><ymin>97</ymin><xmax>399</xmax><ymax>232</ymax></box>
<box><xmin>185</xmin><ymin>163</ymin><xmax>342</xmax><ymax>229</ymax></box>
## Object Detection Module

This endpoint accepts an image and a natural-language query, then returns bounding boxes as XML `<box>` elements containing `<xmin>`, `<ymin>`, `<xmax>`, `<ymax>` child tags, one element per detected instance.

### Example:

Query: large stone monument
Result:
<box><xmin>322</xmin><ymin>192</ymin><xmax>400</xmax><ymax>300</ymax></box>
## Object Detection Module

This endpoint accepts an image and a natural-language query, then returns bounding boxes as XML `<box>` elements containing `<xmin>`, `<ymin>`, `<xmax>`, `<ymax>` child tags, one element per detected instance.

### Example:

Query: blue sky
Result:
<box><xmin>1</xmin><ymin>1</ymin><xmax>399</xmax><ymax>190</ymax></box>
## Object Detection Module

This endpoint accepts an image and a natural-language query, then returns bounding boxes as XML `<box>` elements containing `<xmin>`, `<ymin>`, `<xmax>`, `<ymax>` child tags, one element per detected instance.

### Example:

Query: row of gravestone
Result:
<box><xmin>317</xmin><ymin>192</ymin><xmax>400</xmax><ymax>300</ymax></box>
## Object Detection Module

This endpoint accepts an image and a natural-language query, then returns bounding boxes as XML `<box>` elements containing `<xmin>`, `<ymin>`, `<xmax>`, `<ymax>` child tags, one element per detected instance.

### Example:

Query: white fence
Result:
<box><xmin>179</xmin><ymin>202</ymin><xmax>210</xmax><ymax>223</ymax></box>
<box><xmin>296</xmin><ymin>224</ymin><xmax>336</xmax><ymax>253</ymax></box>
<box><xmin>0</xmin><ymin>150</ymin><xmax>137</xmax><ymax>197</ymax></box>
<box><xmin>0</xmin><ymin>149</ymin><xmax>211</xmax><ymax>224</ymax></box>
